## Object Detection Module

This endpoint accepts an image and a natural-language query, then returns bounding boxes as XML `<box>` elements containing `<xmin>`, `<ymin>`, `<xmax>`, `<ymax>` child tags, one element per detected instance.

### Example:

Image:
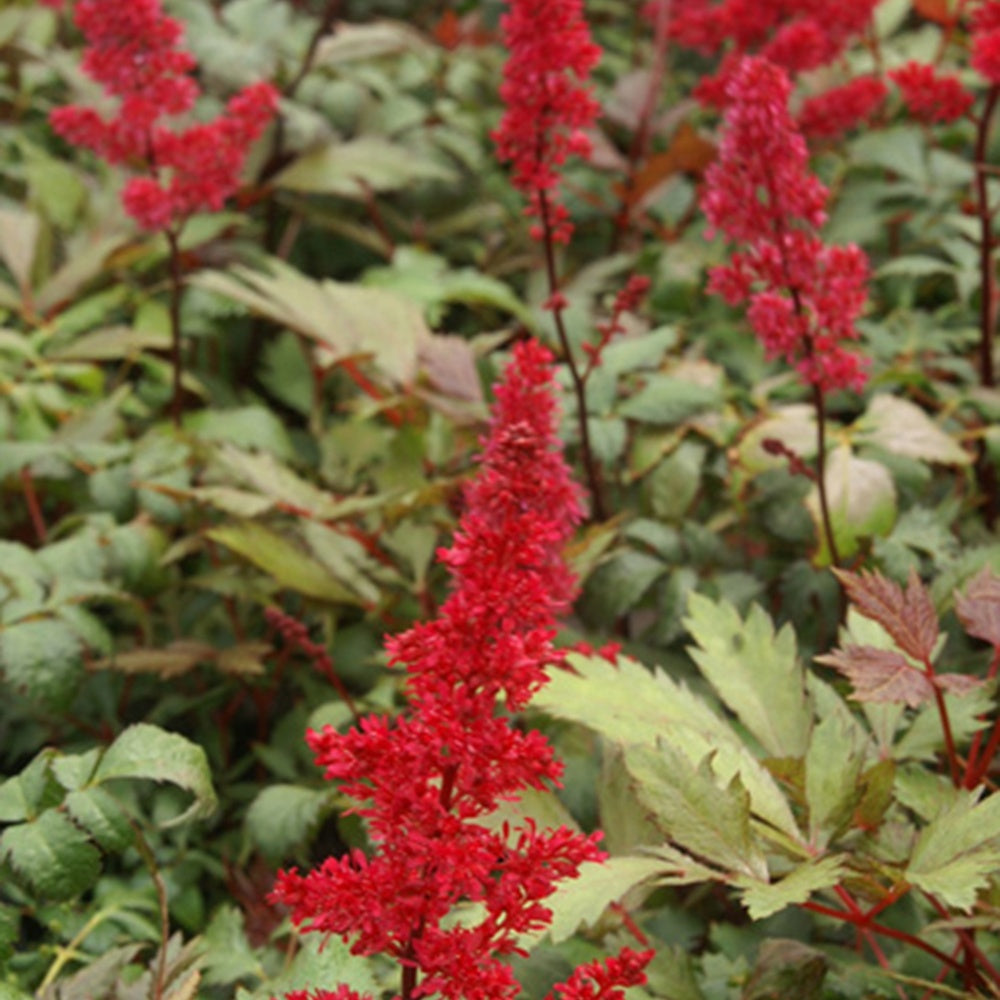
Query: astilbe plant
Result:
<box><xmin>702</xmin><ymin>55</ymin><xmax>871</xmax><ymax>565</ymax></box>
<box><xmin>270</xmin><ymin>341</ymin><xmax>652</xmax><ymax>1000</ymax></box>
<box><xmin>48</xmin><ymin>0</ymin><xmax>278</xmax><ymax>424</ymax></box>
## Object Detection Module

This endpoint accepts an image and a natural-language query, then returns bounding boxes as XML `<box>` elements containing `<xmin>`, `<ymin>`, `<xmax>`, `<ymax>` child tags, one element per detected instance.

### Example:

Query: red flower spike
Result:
<box><xmin>50</xmin><ymin>0</ymin><xmax>278</xmax><ymax>231</ymax></box>
<box><xmin>271</xmin><ymin>342</ymin><xmax>650</xmax><ymax>1000</ymax></box>
<box><xmin>493</xmin><ymin>0</ymin><xmax>601</xmax><ymax>243</ymax></box>
<box><xmin>702</xmin><ymin>56</ymin><xmax>870</xmax><ymax>393</ymax></box>
<box><xmin>798</xmin><ymin>76</ymin><xmax>888</xmax><ymax>139</ymax></box>
<box><xmin>972</xmin><ymin>1</ymin><xmax>1000</xmax><ymax>83</ymax></box>
<box><xmin>889</xmin><ymin>62</ymin><xmax>973</xmax><ymax>123</ymax></box>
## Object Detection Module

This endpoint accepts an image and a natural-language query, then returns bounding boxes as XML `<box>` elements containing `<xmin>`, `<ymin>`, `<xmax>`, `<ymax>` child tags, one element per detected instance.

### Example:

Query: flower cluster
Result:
<box><xmin>492</xmin><ymin>0</ymin><xmax>601</xmax><ymax>243</ymax></box>
<box><xmin>50</xmin><ymin>0</ymin><xmax>277</xmax><ymax>231</ymax></box>
<box><xmin>702</xmin><ymin>56</ymin><xmax>870</xmax><ymax>392</ymax></box>
<box><xmin>271</xmin><ymin>341</ymin><xmax>652</xmax><ymax>1000</ymax></box>
<box><xmin>661</xmin><ymin>0</ymin><xmax>879</xmax><ymax>107</ymax></box>
<box><xmin>972</xmin><ymin>0</ymin><xmax>1000</xmax><ymax>83</ymax></box>
<box><xmin>889</xmin><ymin>61</ymin><xmax>974</xmax><ymax>123</ymax></box>
<box><xmin>797</xmin><ymin>76</ymin><xmax>887</xmax><ymax>139</ymax></box>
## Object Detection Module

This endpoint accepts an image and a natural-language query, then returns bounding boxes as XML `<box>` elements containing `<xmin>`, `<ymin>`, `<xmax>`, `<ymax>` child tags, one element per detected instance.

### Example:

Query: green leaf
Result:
<box><xmin>301</xmin><ymin>522</ymin><xmax>383</xmax><ymax>606</ymax></box>
<box><xmin>201</xmin><ymin>905</ymin><xmax>264</xmax><ymax>987</ymax></box>
<box><xmin>185</xmin><ymin>406</ymin><xmax>294</xmax><ymax>460</ymax></box>
<box><xmin>623</xmin><ymin>741</ymin><xmax>768</xmax><ymax>880</ymax></box>
<box><xmin>240</xmin><ymin>935</ymin><xmax>379</xmax><ymax>1000</ymax></box>
<box><xmin>684</xmin><ymin>595</ymin><xmax>811</xmax><ymax>758</ymax></box>
<box><xmin>0</xmin><ymin>618</ymin><xmax>83</xmax><ymax>709</ymax></box>
<box><xmin>245</xmin><ymin>785</ymin><xmax>334</xmax><ymax>862</ymax></box>
<box><xmin>737</xmin><ymin>856</ymin><xmax>848</xmax><ymax>920</ymax></box>
<box><xmin>0</xmin><ymin>749</ymin><xmax>62</xmax><ymax>822</ymax></box>
<box><xmin>0</xmin><ymin>809</ymin><xmax>101</xmax><ymax>900</ymax></box>
<box><xmin>804</xmin><ymin>709</ymin><xmax>866</xmax><ymax>846</ymax></box>
<box><xmin>907</xmin><ymin>789</ymin><xmax>1000</xmax><ymax>909</ymax></box>
<box><xmin>617</xmin><ymin>375</ymin><xmax>721</xmax><ymax>425</ymax></box>
<box><xmin>208</xmin><ymin>521</ymin><xmax>365</xmax><ymax>605</ymax></box>
<box><xmin>93</xmin><ymin>724</ymin><xmax>218</xmax><ymax>828</ymax></box>
<box><xmin>856</xmin><ymin>395</ymin><xmax>970</xmax><ymax>466</ymax></box>
<box><xmin>540</xmin><ymin>856</ymin><xmax>668</xmax><ymax>944</ymax></box>
<box><xmin>64</xmin><ymin>787</ymin><xmax>134</xmax><ymax>852</ymax></box>
<box><xmin>806</xmin><ymin>445</ymin><xmax>896</xmax><ymax>565</ymax></box>
<box><xmin>535</xmin><ymin>655</ymin><xmax>800</xmax><ymax>839</ymax></box>
<box><xmin>742</xmin><ymin>939</ymin><xmax>828</xmax><ymax>999</ymax></box>
<box><xmin>275</xmin><ymin>137</ymin><xmax>456</xmax><ymax>198</ymax></box>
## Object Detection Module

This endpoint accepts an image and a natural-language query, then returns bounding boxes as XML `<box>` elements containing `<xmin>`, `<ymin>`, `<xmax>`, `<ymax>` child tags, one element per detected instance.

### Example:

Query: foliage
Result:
<box><xmin>3</xmin><ymin>0</ymin><xmax>1000</xmax><ymax>998</ymax></box>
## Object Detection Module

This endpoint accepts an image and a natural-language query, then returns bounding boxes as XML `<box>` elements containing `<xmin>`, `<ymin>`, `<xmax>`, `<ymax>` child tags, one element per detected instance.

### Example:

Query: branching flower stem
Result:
<box><xmin>538</xmin><ymin>190</ymin><xmax>607</xmax><ymax>520</ymax></box>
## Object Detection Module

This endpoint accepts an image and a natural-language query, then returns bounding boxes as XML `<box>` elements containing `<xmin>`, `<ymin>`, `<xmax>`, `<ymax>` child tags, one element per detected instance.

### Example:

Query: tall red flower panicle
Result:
<box><xmin>702</xmin><ymin>57</ymin><xmax>870</xmax><ymax>392</ymax></box>
<box><xmin>271</xmin><ymin>341</ymin><xmax>652</xmax><ymax>1000</ymax></box>
<box><xmin>492</xmin><ymin>0</ymin><xmax>601</xmax><ymax>243</ymax></box>
<box><xmin>889</xmin><ymin>61</ymin><xmax>974</xmax><ymax>123</ymax></box>
<box><xmin>659</xmin><ymin>0</ymin><xmax>879</xmax><ymax>108</ymax></box>
<box><xmin>50</xmin><ymin>0</ymin><xmax>277</xmax><ymax>231</ymax></box>
<box><xmin>972</xmin><ymin>0</ymin><xmax>1000</xmax><ymax>83</ymax></box>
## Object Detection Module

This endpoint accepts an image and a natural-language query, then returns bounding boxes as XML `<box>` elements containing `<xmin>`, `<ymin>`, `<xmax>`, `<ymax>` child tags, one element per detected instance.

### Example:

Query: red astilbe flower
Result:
<box><xmin>657</xmin><ymin>0</ymin><xmax>879</xmax><ymax>108</ymax></box>
<box><xmin>271</xmin><ymin>341</ymin><xmax>652</xmax><ymax>1000</ymax></box>
<box><xmin>50</xmin><ymin>0</ymin><xmax>277</xmax><ymax>231</ymax></box>
<box><xmin>889</xmin><ymin>61</ymin><xmax>974</xmax><ymax>123</ymax></box>
<box><xmin>492</xmin><ymin>0</ymin><xmax>601</xmax><ymax>243</ymax></box>
<box><xmin>972</xmin><ymin>0</ymin><xmax>1000</xmax><ymax>83</ymax></box>
<box><xmin>797</xmin><ymin>76</ymin><xmax>887</xmax><ymax>139</ymax></box>
<box><xmin>702</xmin><ymin>56</ymin><xmax>870</xmax><ymax>392</ymax></box>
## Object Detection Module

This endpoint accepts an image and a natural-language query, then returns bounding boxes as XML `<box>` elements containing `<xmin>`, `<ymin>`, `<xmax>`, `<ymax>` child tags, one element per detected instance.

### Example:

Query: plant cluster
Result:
<box><xmin>3</xmin><ymin>1</ymin><xmax>1000</xmax><ymax>999</ymax></box>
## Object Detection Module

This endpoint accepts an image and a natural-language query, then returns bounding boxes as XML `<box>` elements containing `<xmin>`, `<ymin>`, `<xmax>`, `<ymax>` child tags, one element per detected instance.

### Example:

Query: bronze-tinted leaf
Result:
<box><xmin>833</xmin><ymin>568</ymin><xmax>938</xmax><ymax>662</ymax></box>
<box><xmin>816</xmin><ymin>645</ymin><xmax>934</xmax><ymax>707</ymax></box>
<box><xmin>955</xmin><ymin>569</ymin><xmax>1000</xmax><ymax>647</ymax></box>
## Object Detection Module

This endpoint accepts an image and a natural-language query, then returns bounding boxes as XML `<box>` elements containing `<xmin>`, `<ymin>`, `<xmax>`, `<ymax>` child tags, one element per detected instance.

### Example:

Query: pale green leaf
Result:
<box><xmin>208</xmin><ymin>521</ymin><xmax>364</xmax><ymax>605</ymax></box>
<box><xmin>275</xmin><ymin>137</ymin><xmax>456</xmax><ymax>198</ymax></box>
<box><xmin>857</xmin><ymin>395</ymin><xmax>970</xmax><ymax>466</ymax></box>
<box><xmin>736</xmin><ymin>404</ymin><xmax>817</xmax><ymax>475</ymax></box>
<box><xmin>684</xmin><ymin>595</ymin><xmax>810</xmax><ymax>758</ymax></box>
<box><xmin>536</xmin><ymin>655</ymin><xmax>801</xmax><ymax>839</ymax></box>
<box><xmin>94</xmin><ymin>723</ymin><xmax>218</xmax><ymax>827</ymax></box>
<box><xmin>736</xmin><ymin>855</ymin><xmax>848</xmax><ymax>920</ymax></box>
<box><xmin>64</xmin><ymin>787</ymin><xmax>133</xmax><ymax>852</ymax></box>
<box><xmin>624</xmin><ymin>742</ymin><xmax>768</xmax><ymax>880</ymax></box>
<box><xmin>804</xmin><ymin>709</ymin><xmax>866</xmax><ymax>846</ymax></box>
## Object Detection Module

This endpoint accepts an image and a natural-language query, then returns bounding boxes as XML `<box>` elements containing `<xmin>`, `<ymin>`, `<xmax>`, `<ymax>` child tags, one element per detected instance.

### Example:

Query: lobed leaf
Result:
<box><xmin>833</xmin><ymin>568</ymin><xmax>939</xmax><ymax>662</ymax></box>
<box><xmin>93</xmin><ymin>723</ymin><xmax>218</xmax><ymax>827</ymax></box>
<box><xmin>0</xmin><ymin>809</ymin><xmax>101</xmax><ymax>900</ymax></box>
<box><xmin>816</xmin><ymin>645</ymin><xmax>934</xmax><ymax>707</ymax></box>
<box><xmin>955</xmin><ymin>568</ymin><xmax>1000</xmax><ymax>646</ymax></box>
<box><xmin>736</xmin><ymin>855</ymin><xmax>848</xmax><ymax>921</ymax></box>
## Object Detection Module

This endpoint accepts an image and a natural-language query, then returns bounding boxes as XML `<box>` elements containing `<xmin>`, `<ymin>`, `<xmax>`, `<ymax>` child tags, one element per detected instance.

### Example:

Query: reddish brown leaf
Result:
<box><xmin>934</xmin><ymin>673</ymin><xmax>985</xmax><ymax>696</ymax></box>
<box><xmin>834</xmin><ymin>568</ymin><xmax>939</xmax><ymax>662</ymax></box>
<box><xmin>816</xmin><ymin>645</ymin><xmax>934</xmax><ymax>707</ymax></box>
<box><xmin>955</xmin><ymin>569</ymin><xmax>1000</xmax><ymax>647</ymax></box>
<box><xmin>914</xmin><ymin>0</ymin><xmax>955</xmax><ymax>24</ymax></box>
<box><xmin>619</xmin><ymin>123</ymin><xmax>717</xmax><ymax>210</ymax></box>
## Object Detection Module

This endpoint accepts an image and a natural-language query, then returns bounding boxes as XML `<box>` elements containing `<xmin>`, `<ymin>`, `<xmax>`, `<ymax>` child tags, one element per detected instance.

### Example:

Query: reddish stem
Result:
<box><xmin>537</xmin><ymin>190</ymin><xmax>607</xmax><ymax>520</ymax></box>
<box><xmin>19</xmin><ymin>467</ymin><xmax>47</xmax><ymax>543</ymax></box>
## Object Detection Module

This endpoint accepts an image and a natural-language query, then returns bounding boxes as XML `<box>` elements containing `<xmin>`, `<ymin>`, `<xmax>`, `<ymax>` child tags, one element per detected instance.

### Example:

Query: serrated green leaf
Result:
<box><xmin>804</xmin><ymin>710</ymin><xmax>866</xmax><ymax>846</ymax></box>
<box><xmin>536</xmin><ymin>655</ymin><xmax>800</xmax><ymax>839</ymax></box>
<box><xmin>240</xmin><ymin>935</ymin><xmax>379</xmax><ymax>1000</ymax></box>
<box><xmin>1</xmin><ymin>809</ymin><xmax>101</xmax><ymax>900</ymax></box>
<box><xmin>0</xmin><ymin>618</ymin><xmax>83</xmax><ymax>709</ymax></box>
<box><xmin>64</xmin><ymin>787</ymin><xmax>134</xmax><ymax>852</ymax></box>
<box><xmin>737</xmin><ymin>855</ymin><xmax>848</xmax><ymax>920</ymax></box>
<box><xmin>0</xmin><ymin>749</ymin><xmax>62</xmax><ymax>822</ymax></box>
<box><xmin>201</xmin><ymin>905</ymin><xmax>264</xmax><ymax>987</ymax></box>
<box><xmin>245</xmin><ymin>785</ymin><xmax>334</xmax><ymax>861</ymax></box>
<box><xmin>301</xmin><ymin>522</ymin><xmax>382</xmax><ymax>605</ymax></box>
<box><xmin>857</xmin><ymin>395</ymin><xmax>970</xmax><ymax>466</ymax></box>
<box><xmin>540</xmin><ymin>856</ymin><xmax>668</xmax><ymax>945</ymax></box>
<box><xmin>685</xmin><ymin>595</ymin><xmax>810</xmax><ymax>758</ymax></box>
<box><xmin>185</xmin><ymin>406</ymin><xmax>294</xmax><ymax>460</ymax></box>
<box><xmin>907</xmin><ymin>790</ymin><xmax>1000</xmax><ymax>909</ymax></box>
<box><xmin>93</xmin><ymin>724</ymin><xmax>217</xmax><ymax>828</ymax></box>
<box><xmin>208</xmin><ymin>522</ymin><xmax>364</xmax><ymax>605</ymax></box>
<box><xmin>624</xmin><ymin>742</ymin><xmax>768</xmax><ymax>880</ymax></box>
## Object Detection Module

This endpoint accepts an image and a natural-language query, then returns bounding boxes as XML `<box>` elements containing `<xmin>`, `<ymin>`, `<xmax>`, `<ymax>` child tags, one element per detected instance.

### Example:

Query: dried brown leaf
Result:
<box><xmin>834</xmin><ymin>568</ymin><xmax>939</xmax><ymax>662</ymax></box>
<box><xmin>955</xmin><ymin>569</ymin><xmax>1000</xmax><ymax>647</ymax></box>
<box><xmin>816</xmin><ymin>645</ymin><xmax>935</xmax><ymax>707</ymax></box>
